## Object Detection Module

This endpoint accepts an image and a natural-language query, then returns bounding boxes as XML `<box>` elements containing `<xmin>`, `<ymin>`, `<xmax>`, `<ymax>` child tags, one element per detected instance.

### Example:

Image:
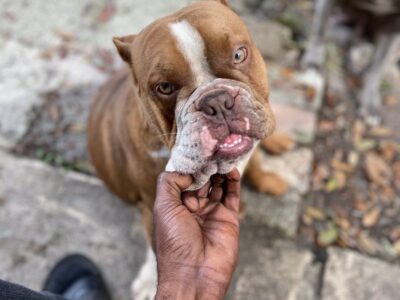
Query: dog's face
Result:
<box><xmin>114</xmin><ymin>0</ymin><xmax>275</xmax><ymax>188</ymax></box>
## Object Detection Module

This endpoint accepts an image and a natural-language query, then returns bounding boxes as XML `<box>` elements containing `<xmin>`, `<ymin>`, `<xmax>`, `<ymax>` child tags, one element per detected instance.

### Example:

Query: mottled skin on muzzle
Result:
<box><xmin>166</xmin><ymin>78</ymin><xmax>275</xmax><ymax>190</ymax></box>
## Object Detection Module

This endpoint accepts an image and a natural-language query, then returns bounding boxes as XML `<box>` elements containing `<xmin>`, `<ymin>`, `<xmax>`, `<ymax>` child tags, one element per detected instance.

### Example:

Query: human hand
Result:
<box><xmin>154</xmin><ymin>169</ymin><xmax>241</xmax><ymax>300</ymax></box>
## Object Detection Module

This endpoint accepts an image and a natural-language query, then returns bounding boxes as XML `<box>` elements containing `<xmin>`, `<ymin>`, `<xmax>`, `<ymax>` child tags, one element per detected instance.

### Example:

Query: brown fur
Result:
<box><xmin>88</xmin><ymin>0</ymin><xmax>289</xmax><ymax>240</ymax></box>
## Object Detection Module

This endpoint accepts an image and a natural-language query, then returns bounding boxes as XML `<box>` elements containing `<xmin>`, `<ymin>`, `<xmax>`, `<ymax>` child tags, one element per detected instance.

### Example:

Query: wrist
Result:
<box><xmin>156</xmin><ymin>264</ymin><xmax>230</xmax><ymax>300</ymax></box>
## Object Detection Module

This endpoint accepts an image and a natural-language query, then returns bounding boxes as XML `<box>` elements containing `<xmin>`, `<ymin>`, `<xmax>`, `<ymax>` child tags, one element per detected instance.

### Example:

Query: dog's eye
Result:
<box><xmin>233</xmin><ymin>47</ymin><xmax>248</xmax><ymax>64</ymax></box>
<box><xmin>156</xmin><ymin>82</ymin><xmax>178</xmax><ymax>96</ymax></box>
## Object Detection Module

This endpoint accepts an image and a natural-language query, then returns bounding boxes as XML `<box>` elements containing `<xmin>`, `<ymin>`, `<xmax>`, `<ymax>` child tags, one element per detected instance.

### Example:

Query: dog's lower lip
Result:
<box><xmin>217</xmin><ymin>134</ymin><xmax>253</xmax><ymax>158</ymax></box>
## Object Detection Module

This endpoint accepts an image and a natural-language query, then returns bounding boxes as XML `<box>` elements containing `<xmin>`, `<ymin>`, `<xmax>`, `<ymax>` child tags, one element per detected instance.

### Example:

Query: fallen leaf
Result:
<box><xmin>380</xmin><ymin>186</ymin><xmax>396</xmax><ymax>204</ymax></box>
<box><xmin>305</xmin><ymin>206</ymin><xmax>326</xmax><ymax>221</ymax></box>
<box><xmin>352</xmin><ymin>120</ymin><xmax>365</xmax><ymax>143</ymax></box>
<box><xmin>336</xmin><ymin>217</ymin><xmax>351</xmax><ymax>230</ymax></box>
<box><xmin>384</xmin><ymin>95</ymin><xmax>398</xmax><ymax>106</ymax></box>
<box><xmin>357</xmin><ymin>232</ymin><xmax>378</xmax><ymax>255</ymax></box>
<box><xmin>393</xmin><ymin>161</ymin><xmax>400</xmax><ymax>188</ymax></box>
<box><xmin>318</xmin><ymin>120</ymin><xmax>335</xmax><ymax>132</ymax></box>
<box><xmin>331</xmin><ymin>159</ymin><xmax>354</xmax><ymax>173</ymax></box>
<box><xmin>393</xmin><ymin>241</ymin><xmax>400</xmax><ymax>256</ymax></box>
<box><xmin>390</xmin><ymin>227</ymin><xmax>400</xmax><ymax>241</ymax></box>
<box><xmin>302</xmin><ymin>214</ymin><xmax>313</xmax><ymax>226</ymax></box>
<box><xmin>334</xmin><ymin>171</ymin><xmax>347</xmax><ymax>190</ymax></box>
<box><xmin>362</xmin><ymin>207</ymin><xmax>381</xmax><ymax>228</ymax></box>
<box><xmin>356</xmin><ymin>139</ymin><xmax>377</xmax><ymax>152</ymax></box>
<box><xmin>364</xmin><ymin>152</ymin><xmax>392</xmax><ymax>187</ymax></box>
<box><xmin>347</xmin><ymin>151</ymin><xmax>359</xmax><ymax>168</ymax></box>
<box><xmin>317</xmin><ymin>223</ymin><xmax>339</xmax><ymax>247</ymax></box>
<box><xmin>369</xmin><ymin>126</ymin><xmax>394</xmax><ymax>138</ymax></box>
<box><xmin>305</xmin><ymin>86</ymin><xmax>316</xmax><ymax>102</ymax></box>
<box><xmin>379</xmin><ymin>141</ymin><xmax>397</xmax><ymax>162</ymax></box>
<box><xmin>325</xmin><ymin>178</ymin><xmax>338</xmax><ymax>192</ymax></box>
<box><xmin>353</xmin><ymin>197</ymin><xmax>368</xmax><ymax>212</ymax></box>
<box><xmin>280</xmin><ymin>68</ymin><xmax>294</xmax><ymax>80</ymax></box>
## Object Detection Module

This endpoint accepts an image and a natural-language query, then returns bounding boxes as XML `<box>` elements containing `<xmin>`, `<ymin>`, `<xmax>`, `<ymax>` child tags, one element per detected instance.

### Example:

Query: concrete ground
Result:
<box><xmin>0</xmin><ymin>0</ymin><xmax>400</xmax><ymax>299</ymax></box>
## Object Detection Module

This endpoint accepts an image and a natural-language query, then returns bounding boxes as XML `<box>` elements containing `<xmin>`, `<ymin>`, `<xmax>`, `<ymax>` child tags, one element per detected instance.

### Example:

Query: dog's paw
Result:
<box><xmin>252</xmin><ymin>171</ymin><xmax>289</xmax><ymax>196</ymax></box>
<box><xmin>131</xmin><ymin>249</ymin><xmax>157</xmax><ymax>300</ymax></box>
<box><xmin>261</xmin><ymin>132</ymin><xmax>295</xmax><ymax>155</ymax></box>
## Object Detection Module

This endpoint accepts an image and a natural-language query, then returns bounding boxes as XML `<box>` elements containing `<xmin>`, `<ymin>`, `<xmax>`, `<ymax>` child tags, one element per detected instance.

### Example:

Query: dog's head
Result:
<box><xmin>113</xmin><ymin>0</ymin><xmax>275</xmax><ymax>189</ymax></box>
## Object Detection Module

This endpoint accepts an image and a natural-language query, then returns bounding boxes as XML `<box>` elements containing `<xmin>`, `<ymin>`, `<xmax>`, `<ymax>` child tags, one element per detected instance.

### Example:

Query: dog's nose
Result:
<box><xmin>198</xmin><ymin>90</ymin><xmax>235</xmax><ymax>119</ymax></box>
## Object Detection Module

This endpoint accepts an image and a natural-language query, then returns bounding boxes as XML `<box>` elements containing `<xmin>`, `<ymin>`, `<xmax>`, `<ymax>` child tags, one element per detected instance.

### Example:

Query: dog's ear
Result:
<box><xmin>112</xmin><ymin>35</ymin><xmax>136</xmax><ymax>63</ymax></box>
<box><xmin>203</xmin><ymin>0</ymin><xmax>229</xmax><ymax>7</ymax></box>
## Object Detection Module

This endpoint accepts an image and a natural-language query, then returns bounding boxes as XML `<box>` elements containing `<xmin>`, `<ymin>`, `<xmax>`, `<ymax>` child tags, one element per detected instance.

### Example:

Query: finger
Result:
<box><xmin>182</xmin><ymin>194</ymin><xmax>199</xmax><ymax>212</ymax></box>
<box><xmin>196</xmin><ymin>181</ymin><xmax>211</xmax><ymax>198</ymax></box>
<box><xmin>156</xmin><ymin>172</ymin><xmax>193</xmax><ymax>208</ymax></box>
<box><xmin>209</xmin><ymin>177</ymin><xmax>224</xmax><ymax>202</ymax></box>
<box><xmin>197</xmin><ymin>201</ymin><xmax>220</xmax><ymax>216</ymax></box>
<box><xmin>223</xmin><ymin>169</ymin><xmax>241</xmax><ymax>213</ymax></box>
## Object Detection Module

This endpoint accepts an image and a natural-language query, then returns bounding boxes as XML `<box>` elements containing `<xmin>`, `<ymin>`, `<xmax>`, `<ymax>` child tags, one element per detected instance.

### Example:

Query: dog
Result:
<box><xmin>302</xmin><ymin>0</ymin><xmax>400</xmax><ymax>123</ymax></box>
<box><xmin>87</xmin><ymin>0</ymin><xmax>293</xmax><ymax>298</ymax></box>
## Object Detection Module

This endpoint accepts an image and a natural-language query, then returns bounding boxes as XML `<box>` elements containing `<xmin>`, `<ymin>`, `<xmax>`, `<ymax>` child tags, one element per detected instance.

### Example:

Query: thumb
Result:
<box><xmin>155</xmin><ymin>172</ymin><xmax>193</xmax><ymax>209</ymax></box>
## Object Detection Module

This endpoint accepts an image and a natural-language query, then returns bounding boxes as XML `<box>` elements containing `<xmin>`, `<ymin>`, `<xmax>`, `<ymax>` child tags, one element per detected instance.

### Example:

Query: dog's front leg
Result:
<box><xmin>131</xmin><ymin>204</ymin><xmax>157</xmax><ymax>300</ymax></box>
<box><xmin>302</xmin><ymin>0</ymin><xmax>334</xmax><ymax>69</ymax></box>
<box><xmin>244</xmin><ymin>147</ymin><xmax>288</xmax><ymax>196</ymax></box>
<box><xmin>359</xmin><ymin>33</ymin><xmax>400</xmax><ymax>123</ymax></box>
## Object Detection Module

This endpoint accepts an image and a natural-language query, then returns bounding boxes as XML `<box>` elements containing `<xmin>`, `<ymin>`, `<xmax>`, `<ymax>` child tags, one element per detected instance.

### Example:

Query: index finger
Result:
<box><xmin>223</xmin><ymin>169</ymin><xmax>241</xmax><ymax>213</ymax></box>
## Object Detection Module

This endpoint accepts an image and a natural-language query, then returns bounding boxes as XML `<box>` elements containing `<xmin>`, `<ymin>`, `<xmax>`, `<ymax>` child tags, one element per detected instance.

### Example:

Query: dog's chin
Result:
<box><xmin>166</xmin><ymin>135</ymin><xmax>256</xmax><ymax>191</ymax></box>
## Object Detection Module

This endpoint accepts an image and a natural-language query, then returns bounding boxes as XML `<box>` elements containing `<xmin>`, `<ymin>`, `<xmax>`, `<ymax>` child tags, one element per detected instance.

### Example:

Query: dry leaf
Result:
<box><xmin>364</xmin><ymin>152</ymin><xmax>392</xmax><ymax>187</ymax></box>
<box><xmin>380</xmin><ymin>186</ymin><xmax>395</xmax><ymax>204</ymax></box>
<box><xmin>302</xmin><ymin>214</ymin><xmax>313</xmax><ymax>226</ymax></box>
<box><xmin>348</xmin><ymin>151</ymin><xmax>359</xmax><ymax>168</ymax></box>
<box><xmin>362</xmin><ymin>207</ymin><xmax>381</xmax><ymax>228</ymax></box>
<box><xmin>353</xmin><ymin>197</ymin><xmax>368</xmax><ymax>212</ymax></box>
<box><xmin>393</xmin><ymin>241</ymin><xmax>400</xmax><ymax>256</ymax></box>
<box><xmin>334</xmin><ymin>171</ymin><xmax>347</xmax><ymax>189</ymax></box>
<box><xmin>369</xmin><ymin>126</ymin><xmax>394</xmax><ymax>138</ymax></box>
<box><xmin>356</xmin><ymin>139</ymin><xmax>377</xmax><ymax>152</ymax></box>
<box><xmin>318</xmin><ymin>120</ymin><xmax>335</xmax><ymax>132</ymax></box>
<box><xmin>379</xmin><ymin>141</ymin><xmax>397</xmax><ymax>162</ymax></box>
<box><xmin>337</xmin><ymin>217</ymin><xmax>351</xmax><ymax>230</ymax></box>
<box><xmin>331</xmin><ymin>159</ymin><xmax>354</xmax><ymax>173</ymax></box>
<box><xmin>352</xmin><ymin>120</ymin><xmax>365</xmax><ymax>143</ymax></box>
<box><xmin>305</xmin><ymin>206</ymin><xmax>326</xmax><ymax>221</ymax></box>
<box><xmin>357</xmin><ymin>232</ymin><xmax>378</xmax><ymax>255</ymax></box>
<box><xmin>317</xmin><ymin>223</ymin><xmax>339</xmax><ymax>247</ymax></box>
<box><xmin>393</xmin><ymin>161</ymin><xmax>400</xmax><ymax>188</ymax></box>
<box><xmin>390</xmin><ymin>227</ymin><xmax>400</xmax><ymax>241</ymax></box>
<box><xmin>385</xmin><ymin>95</ymin><xmax>398</xmax><ymax>106</ymax></box>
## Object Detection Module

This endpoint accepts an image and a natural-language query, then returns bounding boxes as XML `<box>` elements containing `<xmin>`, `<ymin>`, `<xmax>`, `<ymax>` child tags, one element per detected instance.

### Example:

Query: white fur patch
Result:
<box><xmin>131</xmin><ymin>247</ymin><xmax>157</xmax><ymax>300</ymax></box>
<box><xmin>169</xmin><ymin>20</ymin><xmax>214</xmax><ymax>85</ymax></box>
<box><xmin>150</xmin><ymin>145</ymin><xmax>171</xmax><ymax>159</ymax></box>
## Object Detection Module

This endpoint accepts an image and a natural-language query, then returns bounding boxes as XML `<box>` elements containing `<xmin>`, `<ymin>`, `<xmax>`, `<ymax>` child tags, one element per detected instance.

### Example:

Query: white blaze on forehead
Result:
<box><xmin>169</xmin><ymin>20</ymin><xmax>215</xmax><ymax>85</ymax></box>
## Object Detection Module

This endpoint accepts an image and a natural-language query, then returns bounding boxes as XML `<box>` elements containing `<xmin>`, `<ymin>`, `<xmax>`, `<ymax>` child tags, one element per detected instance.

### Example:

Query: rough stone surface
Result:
<box><xmin>241</xmin><ymin>186</ymin><xmax>301</xmax><ymax>237</ymax></box>
<box><xmin>0</xmin><ymin>0</ymin><xmax>195</xmax><ymax>149</ymax></box>
<box><xmin>0</xmin><ymin>151</ymin><xmax>147</xmax><ymax>300</ymax></box>
<box><xmin>241</xmin><ymin>15</ymin><xmax>293</xmax><ymax>61</ymax></box>
<box><xmin>261</xmin><ymin>148</ymin><xmax>313</xmax><ymax>194</ymax></box>
<box><xmin>322</xmin><ymin>248</ymin><xmax>400</xmax><ymax>300</ymax></box>
<box><xmin>271</xmin><ymin>103</ymin><xmax>317</xmax><ymax>144</ymax></box>
<box><xmin>0</xmin><ymin>151</ymin><xmax>321</xmax><ymax>299</ymax></box>
<box><xmin>228</xmin><ymin>228</ymin><xmax>320</xmax><ymax>300</ymax></box>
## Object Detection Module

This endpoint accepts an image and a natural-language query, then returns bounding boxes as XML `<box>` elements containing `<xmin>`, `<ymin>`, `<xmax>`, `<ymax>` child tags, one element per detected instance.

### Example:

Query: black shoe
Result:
<box><xmin>42</xmin><ymin>254</ymin><xmax>111</xmax><ymax>300</ymax></box>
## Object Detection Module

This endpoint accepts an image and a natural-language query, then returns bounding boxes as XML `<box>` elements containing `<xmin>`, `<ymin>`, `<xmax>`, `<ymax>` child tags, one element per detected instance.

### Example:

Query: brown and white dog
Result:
<box><xmin>88</xmin><ymin>0</ymin><xmax>291</xmax><ymax>298</ymax></box>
